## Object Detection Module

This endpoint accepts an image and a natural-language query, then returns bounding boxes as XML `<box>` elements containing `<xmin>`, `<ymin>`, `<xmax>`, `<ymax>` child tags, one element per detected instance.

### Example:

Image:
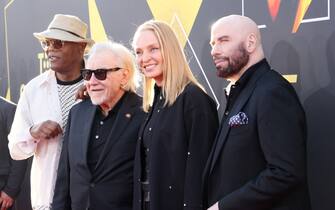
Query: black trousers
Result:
<box><xmin>141</xmin><ymin>181</ymin><xmax>150</xmax><ymax>210</ymax></box>
<box><xmin>142</xmin><ymin>201</ymin><xmax>150</xmax><ymax>210</ymax></box>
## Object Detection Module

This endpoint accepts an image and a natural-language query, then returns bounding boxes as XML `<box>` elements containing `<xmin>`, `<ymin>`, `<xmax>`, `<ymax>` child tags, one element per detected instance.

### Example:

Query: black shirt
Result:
<box><xmin>223</xmin><ymin>59</ymin><xmax>266</xmax><ymax>121</ymax></box>
<box><xmin>140</xmin><ymin>86</ymin><xmax>163</xmax><ymax>196</ymax></box>
<box><xmin>87</xmin><ymin>94</ymin><xmax>125</xmax><ymax>172</ymax></box>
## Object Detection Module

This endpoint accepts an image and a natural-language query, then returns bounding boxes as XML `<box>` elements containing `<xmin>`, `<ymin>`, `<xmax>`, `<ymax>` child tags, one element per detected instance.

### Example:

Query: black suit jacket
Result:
<box><xmin>0</xmin><ymin>97</ymin><xmax>27</xmax><ymax>199</ymax></box>
<box><xmin>203</xmin><ymin>59</ymin><xmax>310</xmax><ymax>210</ymax></box>
<box><xmin>133</xmin><ymin>84</ymin><xmax>219</xmax><ymax>210</ymax></box>
<box><xmin>52</xmin><ymin>92</ymin><xmax>145</xmax><ymax>210</ymax></box>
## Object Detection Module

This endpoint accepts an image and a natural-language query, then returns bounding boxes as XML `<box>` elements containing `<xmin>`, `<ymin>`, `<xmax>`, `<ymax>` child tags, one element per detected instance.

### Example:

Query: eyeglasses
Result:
<box><xmin>81</xmin><ymin>68</ymin><xmax>123</xmax><ymax>81</ymax></box>
<box><xmin>40</xmin><ymin>39</ymin><xmax>65</xmax><ymax>51</ymax></box>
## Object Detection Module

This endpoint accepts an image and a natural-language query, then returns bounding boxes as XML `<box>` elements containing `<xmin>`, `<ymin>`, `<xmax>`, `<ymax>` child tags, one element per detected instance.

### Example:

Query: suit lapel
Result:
<box><xmin>95</xmin><ymin>92</ymin><xmax>136</xmax><ymax>170</ymax></box>
<box><xmin>81</xmin><ymin>100</ymin><xmax>97</xmax><ymax>166</ymax></box>
<box><xmin>209</xmin><ymin>66</ymin><xmax>268</xmax><ymax>173</ymax></box>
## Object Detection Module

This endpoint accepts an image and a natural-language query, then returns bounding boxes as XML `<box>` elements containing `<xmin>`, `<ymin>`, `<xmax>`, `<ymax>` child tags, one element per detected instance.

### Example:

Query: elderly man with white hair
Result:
<box><xmin>52</xmin><ymin>41</ymin><xmax>144</xmax><ymax>210</ymax></box>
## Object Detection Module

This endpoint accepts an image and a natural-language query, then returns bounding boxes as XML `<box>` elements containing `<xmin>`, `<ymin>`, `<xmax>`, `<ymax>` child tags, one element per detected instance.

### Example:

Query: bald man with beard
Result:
<box><xmin>203</xmin><ymin>15</ymin><xmax>311</xmax><ymax>210</ymax></box>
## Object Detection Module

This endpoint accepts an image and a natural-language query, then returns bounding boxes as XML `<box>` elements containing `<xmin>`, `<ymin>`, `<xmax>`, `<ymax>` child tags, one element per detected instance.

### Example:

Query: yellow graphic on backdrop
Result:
<box><xmin>147</xmin><ymin>0</ymin><xmax>203</xmax><ymax>47</ymax></box>
<box><xmin>292</xmin><ymin>0</ymin><xmax>312</xmax><ymax>33</ymax></box>
<box><xmin>283</xmin><ymin>74</ymin><xmax>297</xmax><ymax>83</ymax></box>
<box><xmin>88</xmin><ymin>0</ymin><xmax>108</xmax><ymax>42</ymax></box>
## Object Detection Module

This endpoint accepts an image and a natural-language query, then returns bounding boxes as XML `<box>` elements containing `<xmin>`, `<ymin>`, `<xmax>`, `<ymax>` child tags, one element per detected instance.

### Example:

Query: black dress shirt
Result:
<box><xmin>223</xmin><ymin>59</ymin><xmax>265</xmax><ymax>121</ymax></box>
<box><xmin>87</xmin><ymin>94</ymin><xmax>124</xmax><ymax>172</ymax></box>
<box><xmin>140</xmin><ymin>85</ymin><xmax>164</xmax><ymax>201</ymax></box>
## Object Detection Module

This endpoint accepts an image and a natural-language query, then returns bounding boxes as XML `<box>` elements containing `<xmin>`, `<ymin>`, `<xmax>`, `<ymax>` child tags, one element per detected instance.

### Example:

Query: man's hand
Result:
<box><xmin>208</xmin><ymin>202</ymin><xmax>219</xmax><ymax>210</ymax></box>
<box><xmin>0</xmin><ymin>191</ymin><xmax>14</xmax><ymax>210</ymax></box>
<box><xmin>30</xmin><ymin>120</ymin><xmax>62</xmax><ymax>140</ymax></box>
<box><xmin>75</xmin><ymin>84</ymin><xmax>88</xmax><ymax>100</ymax></box>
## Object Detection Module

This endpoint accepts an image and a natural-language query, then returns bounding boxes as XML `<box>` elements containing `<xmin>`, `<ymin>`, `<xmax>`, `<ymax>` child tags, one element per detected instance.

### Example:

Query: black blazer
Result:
<box><xmin>133</xmin><ymin>84</ymin><xmax>219</xmax><ymax>210</ymax></box>
<box><xmin>0</xmin><ymin>97</ymin><xmax>27</xmax><ymax>199</ymax></box>
<box><xmin>52</xmin><ymin>92</ymin><xmax>145</xmax><ymax>210</ymax></box>
<box><xmin>203</xmin><ymin>59</ymin><xmax>310</xmax><ymax>210</ymax></box>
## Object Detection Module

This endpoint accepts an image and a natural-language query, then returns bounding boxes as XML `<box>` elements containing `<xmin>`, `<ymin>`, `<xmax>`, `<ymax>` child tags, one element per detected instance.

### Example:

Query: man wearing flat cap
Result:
<box><xmin>8</xmin><ymin>14</ymin><xmax>94</xmax><ymax>210</ymax></box>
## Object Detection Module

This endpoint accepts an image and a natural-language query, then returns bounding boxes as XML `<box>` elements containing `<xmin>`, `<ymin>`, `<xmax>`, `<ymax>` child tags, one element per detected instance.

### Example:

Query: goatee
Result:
<box><xmin>216</xmin><ymin>43</ymin><xmax>249</xmax><ymax>78</ymax></box>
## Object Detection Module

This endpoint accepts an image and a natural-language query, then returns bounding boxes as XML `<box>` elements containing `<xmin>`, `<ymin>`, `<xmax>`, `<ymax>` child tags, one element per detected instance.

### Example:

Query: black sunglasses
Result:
<box><xmin>81</xmin><ymin>68</ymin><xmax>123</xmax><ymax>81</ymax></box>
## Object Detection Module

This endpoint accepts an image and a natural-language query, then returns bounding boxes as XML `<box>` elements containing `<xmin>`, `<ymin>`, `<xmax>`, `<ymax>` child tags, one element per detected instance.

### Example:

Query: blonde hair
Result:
<box><xmin>132</xmin><ymin>20</ymin><xmax>204</xmax><ymax>112</ymax></box>
<box><xmin>88</xmin><ymin>41</ymin><xmax>139</xmax><ymax>92</ymax></box>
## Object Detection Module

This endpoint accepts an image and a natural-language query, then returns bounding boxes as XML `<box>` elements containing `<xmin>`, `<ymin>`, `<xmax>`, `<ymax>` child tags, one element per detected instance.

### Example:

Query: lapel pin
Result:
<box><xmin>125</xmin><ymin>113</ymin><xmax>131</xmax><ymax>118</ymax></box>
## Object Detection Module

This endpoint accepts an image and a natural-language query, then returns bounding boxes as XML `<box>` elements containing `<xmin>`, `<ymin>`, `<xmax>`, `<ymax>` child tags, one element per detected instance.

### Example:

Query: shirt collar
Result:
<box><xmin>37</xmin><ymin>70</ymin><xmax>56</xmax><ymax>87</ymax></box>
<box><xmin>227</xmin><ymin>58</ymin><xmax>267</xmax><ymax>92</ymax></box>
<box><xmin>97</xmin><ymin>91</ymin><xmax>127</xmax><ymax>116</ymax></box>
<box><xmin>237</xmin><ymin>58</ymin><xmax>266</xmax><ymax>86</ymax></box>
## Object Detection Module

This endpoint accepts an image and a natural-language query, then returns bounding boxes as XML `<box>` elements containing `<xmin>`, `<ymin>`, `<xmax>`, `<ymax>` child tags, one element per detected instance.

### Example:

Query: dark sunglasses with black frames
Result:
<box><xmin>81</xmin><ymin>68</ymin><xmax>123</xmax><ymax>81</ymax></box>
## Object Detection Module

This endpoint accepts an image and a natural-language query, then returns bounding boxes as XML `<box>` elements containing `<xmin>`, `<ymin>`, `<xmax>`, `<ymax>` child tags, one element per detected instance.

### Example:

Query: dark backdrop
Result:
<box><xmin>1</xmin><ymin>1</ymin><xmax>334</xmax><ymax>209</ymax></box>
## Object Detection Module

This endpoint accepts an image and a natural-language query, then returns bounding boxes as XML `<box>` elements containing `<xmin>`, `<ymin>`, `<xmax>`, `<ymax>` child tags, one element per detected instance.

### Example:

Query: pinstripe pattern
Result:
<box><xmin>57</xmin><ymin>79</ymin><xmax>84</xmax><ymax>131</ymax></box>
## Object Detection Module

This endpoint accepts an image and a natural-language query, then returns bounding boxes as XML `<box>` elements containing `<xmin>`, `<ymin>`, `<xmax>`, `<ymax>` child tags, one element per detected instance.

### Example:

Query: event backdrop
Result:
<box><xmin>0</xmin><ymin>0</ymin><xmax>334</xmax><ymax>209</ymax></box>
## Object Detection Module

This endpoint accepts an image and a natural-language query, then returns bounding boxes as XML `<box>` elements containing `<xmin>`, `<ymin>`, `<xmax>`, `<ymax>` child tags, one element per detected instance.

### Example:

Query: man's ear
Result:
<box><xmin>245</xmin><ymin>33</ymin><xmax>257</xmax><ymax>53</ymax></box>
<box><xmin>79</xmin><ymin>43</ymin><xmax>87</xmax><ymax>54</ymax></box>
<box><xmin>121</xmin><ymin>68</ymin><xmax>130</xmax><ymax>88</ymax></box>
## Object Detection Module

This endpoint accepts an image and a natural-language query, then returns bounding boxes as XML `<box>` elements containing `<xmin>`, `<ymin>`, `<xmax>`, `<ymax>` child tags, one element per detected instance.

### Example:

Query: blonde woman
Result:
<box><xmin>132</xmin><ymin>20</ymin><xmax>219</xmax><ymax>210</ymax></box>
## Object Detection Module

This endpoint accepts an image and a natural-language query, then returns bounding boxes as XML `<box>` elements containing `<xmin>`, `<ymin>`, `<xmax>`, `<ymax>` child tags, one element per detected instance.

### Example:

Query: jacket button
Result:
<box><xmin>224</xmin><ymin>111</ymin><xmax>229</xmax><ymax>116</ymax></box>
